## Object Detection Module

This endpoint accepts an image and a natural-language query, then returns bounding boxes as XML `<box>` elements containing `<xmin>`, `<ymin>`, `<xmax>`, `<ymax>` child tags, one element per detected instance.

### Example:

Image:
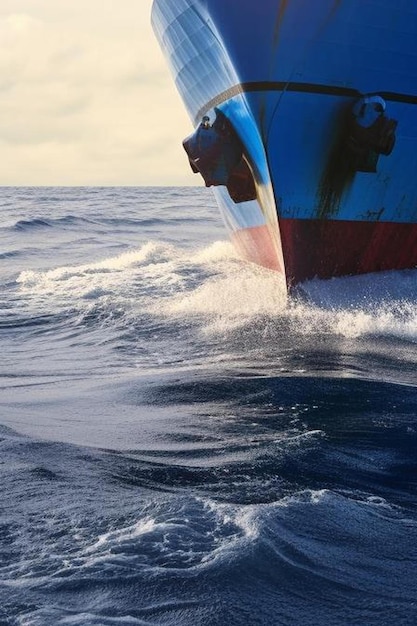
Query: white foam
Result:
<box><xmin>17</xmin><ymin>242</ymin><xmax>178</xmax><ymax>285</ymax></box>
<box><xmin>285</xmin><ymin>297</ymin><xmax>417</xmax><ymax>342</ymax></box>
<box><xmin>15</xmin><ymin>241</ymin><xmax>186</xmax><ymax>318</ymax></box>
<box><xmin>162</xmin><ymin>262</ymin><xmax>288</xmax><ymax>333</ymax></box>
<box><xmin>15</xmin><ymin>239</ymin><xmax>417</xmax><ymax>343</ymax></box>
<box><xmin>273</xmin><ymin>489</ymin><xmax>330</xmax><ymax>509</ymax></box>
<box><xmin>70</xmin><ymin>499</ymin><xmax>263</xmax><ymax>573</ymax></box>
<box><xmin>84</xmin><ymin>518</ymin><xmax>156</xmax><ymax>555</ymax></box>
<box><xmin>189</xmin><ymin>240</ymin><xmax>238</xmax><ymax>263</ymax></box>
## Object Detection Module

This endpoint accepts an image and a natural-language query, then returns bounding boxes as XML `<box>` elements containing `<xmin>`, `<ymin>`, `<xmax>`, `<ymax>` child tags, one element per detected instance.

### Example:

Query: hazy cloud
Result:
<box><xmin>0</xmin><ymin>0</ymin><xmax>197</xmax><ymax>185</ymax></box>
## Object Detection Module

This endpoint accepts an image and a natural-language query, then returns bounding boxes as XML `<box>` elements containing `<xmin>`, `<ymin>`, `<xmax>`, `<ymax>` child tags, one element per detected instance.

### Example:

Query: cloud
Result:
<box><xmin>0</xmin><ymin>1</ymin><xmax>198</xmax><ymax>185</ymax></box>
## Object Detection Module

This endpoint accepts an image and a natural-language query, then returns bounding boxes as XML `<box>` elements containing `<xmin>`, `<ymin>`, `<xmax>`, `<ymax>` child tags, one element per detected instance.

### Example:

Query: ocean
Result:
<box><xmin>1</xmin><ymin>186</ymin><xmax>417</xmax><ymax>626</ymax></box>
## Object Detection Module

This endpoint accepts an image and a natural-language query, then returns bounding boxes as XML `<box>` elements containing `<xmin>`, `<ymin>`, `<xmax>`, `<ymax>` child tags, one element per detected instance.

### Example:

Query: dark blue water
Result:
<box><xmin>1</xmin><ymin>187</ymin><xmax>417</xmax><ymax>626</ymax></box>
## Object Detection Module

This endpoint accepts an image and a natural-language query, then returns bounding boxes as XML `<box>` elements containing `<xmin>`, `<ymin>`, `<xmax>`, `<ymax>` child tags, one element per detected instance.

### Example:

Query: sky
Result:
<box><xmin>0</xmin><ymin>0</ymin><xmax>197</xmax><ymax>185</ymax></box>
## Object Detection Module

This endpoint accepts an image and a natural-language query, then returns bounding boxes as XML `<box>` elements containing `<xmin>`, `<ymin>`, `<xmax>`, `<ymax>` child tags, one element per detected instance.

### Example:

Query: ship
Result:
<box><xmin>151</xmin><ymin>0</ymin><xmax>417</xmax><ymax>288</ymax></box>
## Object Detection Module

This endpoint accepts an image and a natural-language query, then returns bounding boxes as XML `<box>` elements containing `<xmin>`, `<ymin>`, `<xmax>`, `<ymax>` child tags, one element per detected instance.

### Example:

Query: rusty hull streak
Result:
<box><xmin>362</xmin><ymin>207</ymin><xmax>385</xmax><ymax>221</ymax></box>
<box><xmin>273</xmin><ymin>0</ymin><xmax>289</xmax><ymax>45</ymax></box>
<box><xmin>316</xmin><ymin>103</ymin><xmax>356</xmax><ymax>219</ymax></box>
<box><xmin>267</xmin><ymin>1</ymin><xmax>290</xmax><ymax>141</ymax></box>
<box><xmin>274</xmin><ymin>0</ymin><xmax>342</xmax><ymax>47</ymax></box>
<box><xmin>319</xmin><ymin>0</ymin><xmax>344</xmax><ymax>33</ymax></box>
<box><xmin>329</xmin><ymin>0</ymin><xmax>343</xmax><ymax>20</ymax></box>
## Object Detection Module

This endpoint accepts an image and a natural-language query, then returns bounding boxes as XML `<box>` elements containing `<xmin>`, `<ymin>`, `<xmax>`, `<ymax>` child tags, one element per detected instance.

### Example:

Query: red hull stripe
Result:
<box><xmin>280</xmin><ymin>219</ymin><xmax>417</xmax><ymax>284</ymax></box>
<box><xmin>231</xmin><ymin>225</ymin><xmax>284</xmax><ymax>274</ymax></box>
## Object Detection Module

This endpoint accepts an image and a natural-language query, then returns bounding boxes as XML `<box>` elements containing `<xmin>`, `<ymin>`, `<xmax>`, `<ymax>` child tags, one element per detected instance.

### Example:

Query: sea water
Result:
<box><xmin>1</xmin><ymin>186</ymin><xmax>417</xmax><ymax>625</ymax></box>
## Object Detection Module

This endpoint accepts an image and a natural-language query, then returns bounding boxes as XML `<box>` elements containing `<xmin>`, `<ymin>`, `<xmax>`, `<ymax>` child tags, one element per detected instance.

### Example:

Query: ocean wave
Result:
<box><xmin>2</xmin><ymin>417</ymin><xmax>417</xmax><ymax>625</ymax></box>
<box><xmin>10</xmin><ymin>215</ymin><xmax>100</xmax><ymax>232</ymax></box>
<box><xmin>3</xmin><ymin>187</ymin><xmax>417</xmax><ymax>626</ymax></box>
<box><xmin>10</xmin><ymin>240</ymin><xmax>417</xmax><ymax>374</ymax></box>
<box><xmin>0</xmin><ymin>496</ymin><xmax>257</xmax><ymax>588</ymax></box>
<box><xmin>13</xmin><ymin>218</ymin><xmax>52</xmax><ymax>231</ymax></box>
<box><xmin>0</xmin><ymin>249</ymin><xmax>22</xmax><ymax>259</ymax></box>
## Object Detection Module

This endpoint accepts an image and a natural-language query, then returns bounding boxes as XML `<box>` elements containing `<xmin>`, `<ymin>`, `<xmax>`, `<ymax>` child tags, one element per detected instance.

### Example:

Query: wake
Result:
<box><xmin>15</xmin><ymin>240</ymin><xmax>417</xmax><ymax>343</ymax></box>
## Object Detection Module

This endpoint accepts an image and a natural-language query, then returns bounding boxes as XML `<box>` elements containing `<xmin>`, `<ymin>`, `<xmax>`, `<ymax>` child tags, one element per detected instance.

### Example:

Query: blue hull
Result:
<box><xmin>152</xmin><ymin>0</ymin><xmax>417</xmax><ymax>285</ymax></box>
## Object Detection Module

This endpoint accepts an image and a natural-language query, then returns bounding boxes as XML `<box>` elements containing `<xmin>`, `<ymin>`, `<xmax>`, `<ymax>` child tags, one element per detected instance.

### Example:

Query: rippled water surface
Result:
<box><xmin>1</xmin><ymin>187</ymin><xmax>417</xmax><ymax>625</ymax></box>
